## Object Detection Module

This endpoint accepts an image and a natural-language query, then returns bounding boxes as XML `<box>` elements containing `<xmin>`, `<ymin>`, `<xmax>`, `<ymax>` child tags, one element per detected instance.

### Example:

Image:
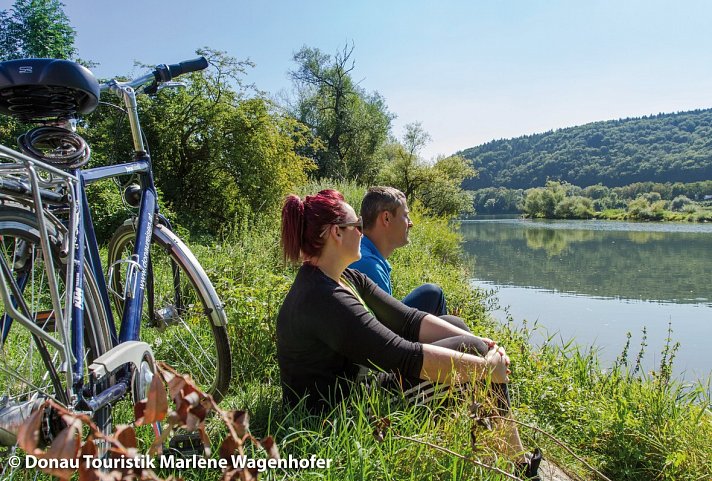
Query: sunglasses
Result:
<box><xmin>336</xmin><ymin>217</ymin><xmax>363</xmax><ymax>233</ymax></box>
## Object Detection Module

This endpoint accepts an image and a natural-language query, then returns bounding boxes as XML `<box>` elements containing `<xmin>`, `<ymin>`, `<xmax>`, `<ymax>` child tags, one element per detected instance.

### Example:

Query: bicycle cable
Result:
<box><xmin>18</xmin><ymin>126</ymin><xmax>90</xmax><ymax>169</ymax></box>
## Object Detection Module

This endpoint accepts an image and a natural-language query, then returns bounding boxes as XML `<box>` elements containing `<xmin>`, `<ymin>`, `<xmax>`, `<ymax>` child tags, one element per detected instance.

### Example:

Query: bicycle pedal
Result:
<box><xmin>168</xmin><ymin>432</ymin><xmax>204</xmax><ymax>457</ymax></box>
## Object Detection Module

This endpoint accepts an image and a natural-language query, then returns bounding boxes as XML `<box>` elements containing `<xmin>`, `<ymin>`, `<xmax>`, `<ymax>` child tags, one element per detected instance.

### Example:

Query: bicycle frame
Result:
<box><xmin>0</xmin><ymin>78</ymin><xmax>163</xmax><ymax>412</ymax></box>
<box><xmin>0</xmin><ymin>153</ymin><xmax>159</xmax><ymax>411</ymax></box>
<box><xmin>82</xmin><ymin>157</ymin><xmax>157</xmax><ymax>345</ymax></box>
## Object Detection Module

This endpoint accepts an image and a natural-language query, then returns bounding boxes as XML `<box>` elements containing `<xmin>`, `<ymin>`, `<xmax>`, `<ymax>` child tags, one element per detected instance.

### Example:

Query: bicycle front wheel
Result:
<box><xmin>0</xmin><ymin>205</ymin><xmax>112</xmax><ymax>476</ymax></box>
<box><xmin>107</xmin><ymin>221</ymin><xmax>231</xmax><ymax>402</ymax></box>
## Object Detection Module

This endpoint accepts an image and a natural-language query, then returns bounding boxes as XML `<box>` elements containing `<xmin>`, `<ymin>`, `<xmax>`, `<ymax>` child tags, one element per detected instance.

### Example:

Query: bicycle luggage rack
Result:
<box><xmin>0</xmin><ymin>144</ymin><xmax>80</xmax><ymax>386</ymax></box>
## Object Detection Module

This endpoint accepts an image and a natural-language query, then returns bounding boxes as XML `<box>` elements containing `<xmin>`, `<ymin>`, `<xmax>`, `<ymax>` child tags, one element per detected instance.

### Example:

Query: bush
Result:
<box><xmin>554</xmin><ymin>196</ymin><xmax>595</xmax><ymax>219</ymax></box>
<box><xmin>671</xmin><ymin>195</ymin><xmax>693</xmax><ymax>211</ymax></box>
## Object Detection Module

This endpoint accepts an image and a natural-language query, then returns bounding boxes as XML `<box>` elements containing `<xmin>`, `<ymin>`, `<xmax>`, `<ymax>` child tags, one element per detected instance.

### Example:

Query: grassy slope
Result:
<box><xmin>184</xmin><ymin>193</ymin><xmax>711</xmax><ymax>481</ymax></box>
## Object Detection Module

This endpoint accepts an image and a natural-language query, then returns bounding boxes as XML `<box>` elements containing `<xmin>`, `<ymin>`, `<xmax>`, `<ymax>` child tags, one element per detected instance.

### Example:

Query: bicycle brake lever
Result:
<box><xmin>157</xmin><ymin>82</ymin><xmax>187</xmax><ymax>91</ymax></box>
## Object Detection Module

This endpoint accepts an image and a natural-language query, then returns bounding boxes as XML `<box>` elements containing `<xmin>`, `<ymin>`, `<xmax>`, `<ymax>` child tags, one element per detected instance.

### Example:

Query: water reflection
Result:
<box><xmin>461</xmin><ymin>219</ymin><xmax>712</xmax><ymax>306</ymax></box>
<box><xmin>462</xmin><ymin>218</ymin><xmax>712</xmax><ymax>380</ymax></box>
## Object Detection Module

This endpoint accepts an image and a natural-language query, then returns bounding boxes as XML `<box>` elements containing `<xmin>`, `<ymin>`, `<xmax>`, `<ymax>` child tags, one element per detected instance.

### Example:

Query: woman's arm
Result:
<box><xmin>350</xmin><ymin>270</ymin><xmax>427</xmax><ymax>340</ymax></box>
<box><xmin>420</xmin><ymin>343</ymin><xmax>510</xmax><ymax>385</ymax></box>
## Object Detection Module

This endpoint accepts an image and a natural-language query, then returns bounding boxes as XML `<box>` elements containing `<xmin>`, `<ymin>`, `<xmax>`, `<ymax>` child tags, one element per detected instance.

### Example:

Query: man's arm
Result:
<box><xmin>350</xmin><ymin>254</ymin><xmax>391</xmax><ymax>294</ymax></box>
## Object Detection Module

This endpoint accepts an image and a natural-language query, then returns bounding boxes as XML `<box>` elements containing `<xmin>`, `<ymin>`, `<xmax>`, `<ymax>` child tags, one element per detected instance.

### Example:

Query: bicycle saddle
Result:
<box><xmin>0</xmin><ymin>58</ymin><xmax>100</xmax><ymax>121</ymax></box>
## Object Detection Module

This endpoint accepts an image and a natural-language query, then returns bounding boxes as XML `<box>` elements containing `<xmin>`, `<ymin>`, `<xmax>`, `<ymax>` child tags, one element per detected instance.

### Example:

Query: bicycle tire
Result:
<box><xmin>107</xmin><ymin>221</ymin><xmax>231</xmax><ymax>403</ymax></box>
<box><xmin>0</xmin><ymin>205</ymin><xmax>112</xmax><ymax>475</ymax></box>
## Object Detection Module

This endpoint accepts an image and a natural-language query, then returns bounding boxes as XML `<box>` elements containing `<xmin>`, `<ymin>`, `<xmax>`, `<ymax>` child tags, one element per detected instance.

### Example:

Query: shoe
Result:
<box><xmin>516</xmin><ymin>448</ymin><xmax>542</xmax><ymax>481</ymax></box>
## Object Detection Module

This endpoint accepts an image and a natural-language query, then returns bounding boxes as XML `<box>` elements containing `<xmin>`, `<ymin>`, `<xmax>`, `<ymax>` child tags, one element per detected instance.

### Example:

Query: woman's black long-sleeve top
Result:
<box><xmin>276</xmin><ymin>264</ymin><xmax>426</xmax><ymax>411</ymax></box>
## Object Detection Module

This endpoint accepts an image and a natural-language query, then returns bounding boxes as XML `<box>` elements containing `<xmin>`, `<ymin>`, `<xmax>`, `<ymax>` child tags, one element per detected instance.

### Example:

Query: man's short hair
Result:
<box><xmin>360</xmin><ymin>186</ymin><xmax>406</xmax><ymax>229</ymax></box>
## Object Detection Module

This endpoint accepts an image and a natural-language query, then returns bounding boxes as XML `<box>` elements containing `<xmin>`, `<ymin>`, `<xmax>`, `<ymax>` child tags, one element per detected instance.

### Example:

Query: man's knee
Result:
<box><xmin>402</xmin><ymin>283</ymin><xmax>447</xmax><ymax>316</ymax></box>
<box><xmin>420</xmin><ymin>283</ymin><xmax>444</xmax><ymax>297</ymax></box>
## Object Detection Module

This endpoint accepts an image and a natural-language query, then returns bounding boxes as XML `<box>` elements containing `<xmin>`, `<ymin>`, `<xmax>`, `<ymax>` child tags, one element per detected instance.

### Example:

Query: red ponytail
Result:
<box><xmin>280</xmin><ymin>189</ymin><xmax>347</xmax><ymax>263</ymax></box>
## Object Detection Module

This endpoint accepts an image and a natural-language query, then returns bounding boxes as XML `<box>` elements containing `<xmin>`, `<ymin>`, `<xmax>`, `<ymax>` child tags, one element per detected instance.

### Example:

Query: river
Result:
<box><xmin>461</xmin><ymin>217</ymin><xmax>712</xmax><ymax>382</ymax></box>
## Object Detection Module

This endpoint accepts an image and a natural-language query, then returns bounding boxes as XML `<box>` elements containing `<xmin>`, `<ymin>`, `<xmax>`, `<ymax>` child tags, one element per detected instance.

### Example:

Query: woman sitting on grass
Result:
<box><xmin>276</xmin><ymin>189</ymin><xmax>541</xmax><ymax>479</ymax></box>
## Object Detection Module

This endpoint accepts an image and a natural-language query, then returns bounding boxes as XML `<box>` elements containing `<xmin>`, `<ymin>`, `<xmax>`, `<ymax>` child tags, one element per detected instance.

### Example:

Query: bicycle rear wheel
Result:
<box><xmin>0</xmin><ymin>205</ymin><xmax>112</xmax><ymax>477</ymax></box>
<box><xmin>107</xmin><ymin>221</ymin><xmax>231</xmax><ymax>403</ymax></box>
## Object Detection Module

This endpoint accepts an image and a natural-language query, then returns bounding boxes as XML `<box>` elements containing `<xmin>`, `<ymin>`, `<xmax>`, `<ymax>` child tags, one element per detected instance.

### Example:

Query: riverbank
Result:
<box><xmin>472</xmin><ymin>180</ymin><xmax>712</xmax><ymax>222</ymax></box>
<box><xmin>161</xmin><ymin>190</ymin><xmax>710</xmax><ymax>480</ymax></box>
<box><xmin>594</xmin><ymin>207</ymin><xmax>712</xmax><ymax>222</ymax></box>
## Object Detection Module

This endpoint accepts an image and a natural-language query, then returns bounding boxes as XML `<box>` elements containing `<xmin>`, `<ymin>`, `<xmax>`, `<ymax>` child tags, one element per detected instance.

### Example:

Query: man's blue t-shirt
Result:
<box><xmin>349</xmin><ymin>236</ymin><xmax>392</xmax><ymax>295</ymax></box>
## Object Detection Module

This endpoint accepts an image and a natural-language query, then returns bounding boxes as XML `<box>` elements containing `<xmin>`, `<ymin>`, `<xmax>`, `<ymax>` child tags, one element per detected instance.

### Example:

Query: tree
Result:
<box><xmin>378</xmin><ymin>122</ymin><xmax>432</xmax><ymax>202</ymax></box>
<box><xmin>522</xmin><ymin>181</ymin><xmax>569</xmax><ymax>218</ymax></box>
<box><xmin>419</xmin><ymin>155</ymin><xmax>476</xmax><ymax>217</ymax></box>
<box><xmin>288</xmin><ymin>43</ymin><xmax>393</xmax><ymax>181</ymax></box>
<box><xmin>378</xmin><ymin>123</ymin><xmax>477</xmax><ymax>217</ymax></box>
<box><xmin>554</xmin><ymin>196</ymin><xmax>595</xmax><ymax>219</ymax></box>
<box><xmin>0</xmin><ymin>0</ymin><xmax>76</xmax><ymax>60</ymax></box>
<box><xmin>84</xmin><ymin>49</ymin><xmax>317</xmax><ymax>235</ymax></box>
<box><xmin>0</xmin><ymin>0</ymin><xmax>78</xmax><ymax>154</ymax></box>
<box><xmin>670</xmin><ymin>195</ymin><xmax>693</xmax><ymax>211</ymax></box>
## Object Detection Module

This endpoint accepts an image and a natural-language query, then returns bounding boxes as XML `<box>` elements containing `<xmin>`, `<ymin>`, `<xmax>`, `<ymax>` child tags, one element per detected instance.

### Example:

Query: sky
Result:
<box><xmin>38</xmin><ymin>0</ymin><xmax>712</xmax><ymax>160</ymax></box>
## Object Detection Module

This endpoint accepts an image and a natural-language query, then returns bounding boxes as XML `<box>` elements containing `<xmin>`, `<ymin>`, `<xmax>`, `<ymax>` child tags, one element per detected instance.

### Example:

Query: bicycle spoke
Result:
<box><xmin>0</xmin><ymin>363</ymin><xmax>61</xmax><ymax>404</ymax></box>
<box><xmin>171</xmin><ymin>317</ymin><xmax>215</xmax><ymax>381</ymax></box>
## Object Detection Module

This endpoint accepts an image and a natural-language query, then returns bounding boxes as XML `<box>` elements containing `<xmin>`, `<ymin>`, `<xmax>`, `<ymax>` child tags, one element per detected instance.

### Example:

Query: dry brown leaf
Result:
<box><xmin>78</xmin><ymin>434</ymin><xmax>99</xmax><ymax>481</ymax></box>
<box><xmin>261</xmin><ymin>436</ymin><xmax>280</xmax><ymax>460</ymax></box>
<box><xmin>41</xmin><ymin>418</ymin><xmax>81</xmax><ymax>480</ymax></box>
<box><xmin>230</xmin><ymin>411</ymin><xmax>249</xmax><ymax>439</ymax></box>
<box><xmin>135</xmin><ymin>373</ymin><xmax>168</xmax><ymax>426</ymax></box>
<box><xmin>198</xmin><ymin>425</ymin><xmax>212</xmax><ymax>457</ymax></box>
<box><xmin>183</xmin><ymin>390</ymin><xmax>201</xmax><ymax>407</ymax></box>
<box><xmin>167</xmin><ymin>375</ymin><xmax>186</xmax><ymax>401</ymax></box>
<box><xmin>16</xmin><ymin>400</ymin><xmax>45</xmax><ymax>453</ymax></box>
<box><xmin>219</xmin><ymin>435</ymin><xmax>238</xmax><ymax>461</ymax></box>
<box><xmin>114</xmin><ymin>425</ymin><xmax>137</xmax><ymax>450</ymax></box>
<box><xmin>158</xmin><ymin>364</ymin><xmax>176</xmax><ymax>384</ymax></box>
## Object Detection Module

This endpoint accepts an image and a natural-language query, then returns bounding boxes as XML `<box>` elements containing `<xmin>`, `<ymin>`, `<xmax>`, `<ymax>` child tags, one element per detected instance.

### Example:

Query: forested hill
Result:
<box><xmin>460</xmin><ymin>108</ymin><xmax>712</xmax><ymax>189</ymax></box>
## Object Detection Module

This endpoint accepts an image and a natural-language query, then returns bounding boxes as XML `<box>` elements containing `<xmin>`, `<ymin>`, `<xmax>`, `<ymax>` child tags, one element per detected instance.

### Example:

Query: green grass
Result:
<box><xmin>187</xmin><ymin>185</ymin><xmax>712</xmax><ymax>480</ymax></box>
<box><xmin>5</xmin><ymin>181</ymin><xmax>710</xmax><ymax>480</ymax></box>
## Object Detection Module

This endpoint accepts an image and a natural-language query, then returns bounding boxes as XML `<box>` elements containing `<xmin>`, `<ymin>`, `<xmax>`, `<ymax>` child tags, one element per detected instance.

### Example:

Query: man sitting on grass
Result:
<box><xmin>350</xmin><ymin>186</ymin><xmax>449</xmax><ymax>316</ymax></box>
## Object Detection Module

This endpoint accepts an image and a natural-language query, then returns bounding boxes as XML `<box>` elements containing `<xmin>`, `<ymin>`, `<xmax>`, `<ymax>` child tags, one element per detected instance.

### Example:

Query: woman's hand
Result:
<box><xmin>480</xmin><ymin>337</ymin><xmax>496</xmax><ymax>349</ymax></box>
<box><xmin>484</xmin><ymin>345</ymin><xmax>510</xmax><ymax>383</ymax></box>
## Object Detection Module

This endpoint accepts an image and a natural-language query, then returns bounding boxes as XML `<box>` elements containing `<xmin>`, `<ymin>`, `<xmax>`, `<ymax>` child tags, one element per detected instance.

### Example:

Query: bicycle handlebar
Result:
<box><xmin>97</xmin><ymin>56</ymin><xmax>209</xmax><ymax>153</ymax></box>
<box><xmin>99</xmin><ymin>56</ymin><xmax>209</xmax><ymax>92</ymax></box>
<box><xmin>157</xmin><ymin>57</ymin><xmax>209</xmax><ymax>82</ymax></box>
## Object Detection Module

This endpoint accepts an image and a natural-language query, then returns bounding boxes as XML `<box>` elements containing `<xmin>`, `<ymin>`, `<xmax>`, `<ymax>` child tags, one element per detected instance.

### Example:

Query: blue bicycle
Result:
<box><xmin>0</xmin><ymin>57</ymin><xmax>231</xmax><ymax>469</ymax></box>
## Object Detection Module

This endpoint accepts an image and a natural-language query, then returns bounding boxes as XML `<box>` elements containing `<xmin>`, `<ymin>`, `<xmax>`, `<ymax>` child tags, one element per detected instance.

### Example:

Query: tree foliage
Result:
<box><xmin>471</xmin><ymin>187</ymin><xmax>524</xmax><ymax>215</ymax></box>
<box><xmin>83</xmin><ymin>49</ymin><xmax>316</xmax><ymax>235</ymax></box>
<box><xmin>476</xmin><ymin>179</ymin><xmax>712</xmax><ymax>215</ymax></box>
<box><xmin>377</xmin><ymin>123</ymin><xmax>432</xmax><ymax>202</ymax></box>
<box><xmin>517</xmin><ymin>180</ymin><xmax>712</xmax><ymax>221</ymax></box>
<box><xmin>420</xmin><ymin>155</ymin><xmax>477</xmax><ymax>217</ymax></box>
<box><xmin>0</xmin><ymin>0</ymin><xmax>76</xmax><ymax>60</ymax></box>
<box><xmin>288</xmin><ymin>43</ymin><xmax>393</xmax><ymax>182</ymax></box>
<box><xmin>378</xmin><ymin>122</ymin><xmax>476</xmax><ymax>216</ymax></box>
<box><xmin>461</xmin><ymin>109</ymin><xmax>712</xmax><ymax>189</ymax></box>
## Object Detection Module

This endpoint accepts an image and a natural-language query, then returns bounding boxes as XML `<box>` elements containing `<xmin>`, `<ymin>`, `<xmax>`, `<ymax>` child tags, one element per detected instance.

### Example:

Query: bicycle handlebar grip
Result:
<box><xmin>166</xmin><ymin>57</ymin><xmax>209</xmax><ymax>79</ymax></box>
